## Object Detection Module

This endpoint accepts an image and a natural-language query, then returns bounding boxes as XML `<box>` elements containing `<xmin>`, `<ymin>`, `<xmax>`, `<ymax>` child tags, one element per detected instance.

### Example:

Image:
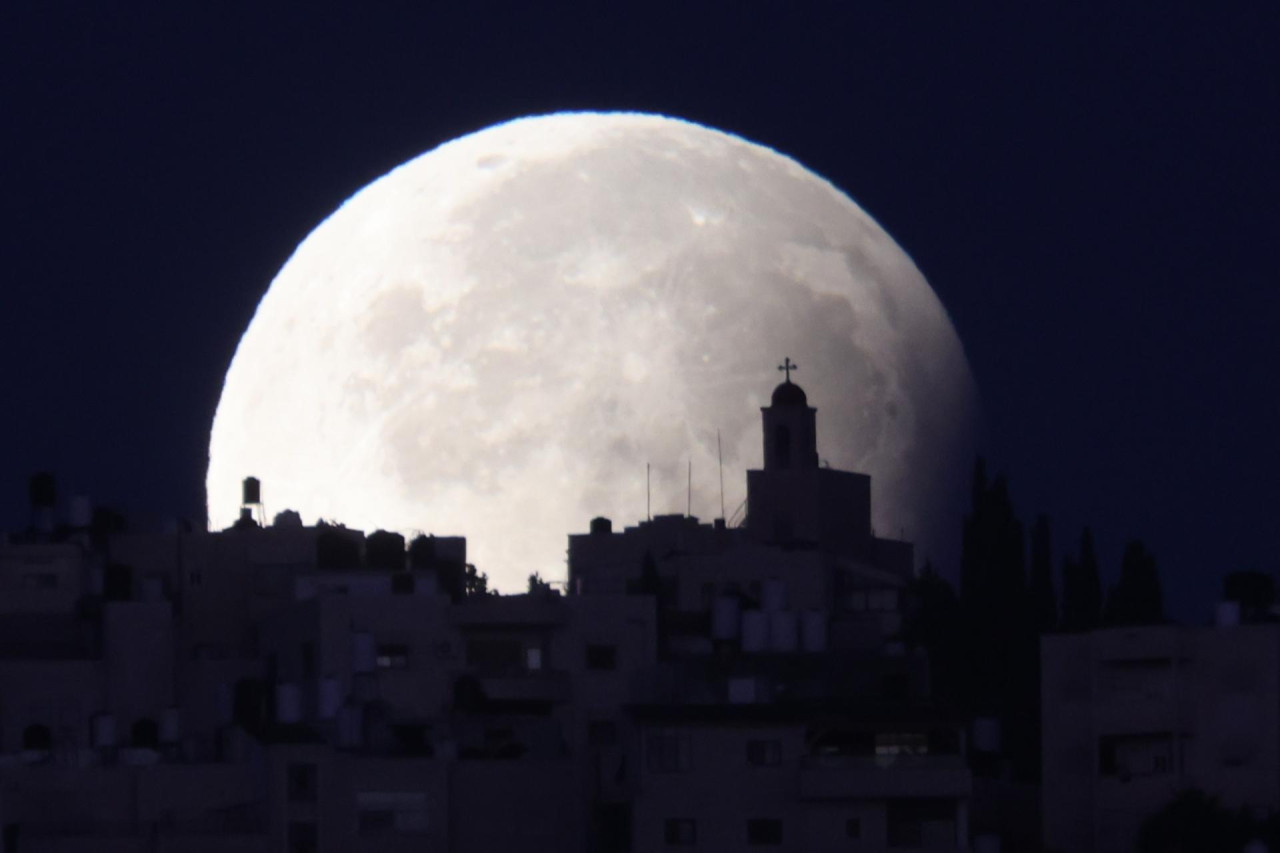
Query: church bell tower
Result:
<box><xmin>761</xmin><ymin>357</ymin><xmax>818</xmax><ymax>470</ymax></box>
<box><xmin>746</xmin><ymin>358</ymin><xmax>876</xmax><ymax>556</ymax></box>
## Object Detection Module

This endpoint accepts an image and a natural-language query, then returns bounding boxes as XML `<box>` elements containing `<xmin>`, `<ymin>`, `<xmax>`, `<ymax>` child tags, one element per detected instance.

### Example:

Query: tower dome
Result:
<box><xmin>771</xmin><ymin>381</ymin><xmax>808</xmax><ymax>407</ymax></box>
<box><xmin>770</xmin><ymin>357</ymin><xmax>808</xmax><ymax>407</ymax></box>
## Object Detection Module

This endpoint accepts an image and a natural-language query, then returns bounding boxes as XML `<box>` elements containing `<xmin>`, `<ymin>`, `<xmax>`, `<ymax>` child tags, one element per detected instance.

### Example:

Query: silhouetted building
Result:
<box><xmin>569</xmin><ymin>374</ymin><xmax>967</xmax><ymax>851</ymax></box>
<box><xmin>0</xmin><ymin>374</ymin><xmax>968</xmax><ymax>852</ymax></box>
<box><xmin>1041</xmin><ymin>605</ymin><xmax>1280</xmax><ymax>853</ymax></box>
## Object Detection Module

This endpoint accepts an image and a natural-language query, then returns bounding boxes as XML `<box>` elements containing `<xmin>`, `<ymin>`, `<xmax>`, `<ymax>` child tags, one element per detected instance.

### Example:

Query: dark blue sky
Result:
<box><xmin>1</xmin><ymin>5</ymin><xmax>1276</xmax><ymax>621</ymax></box>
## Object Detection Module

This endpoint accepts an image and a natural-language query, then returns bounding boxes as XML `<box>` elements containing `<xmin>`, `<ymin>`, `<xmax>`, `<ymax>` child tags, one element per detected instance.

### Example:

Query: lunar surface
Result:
<box><xmin>208</xmin><ymin>112</ymin><xmax>979</xmax><ymax>588</ymax></box>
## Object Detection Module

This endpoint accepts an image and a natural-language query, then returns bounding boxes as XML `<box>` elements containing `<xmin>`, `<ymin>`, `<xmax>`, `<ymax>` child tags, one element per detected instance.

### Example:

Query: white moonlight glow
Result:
<box><xmin>208</xmin><ymin>112</ymin><xmax>979</xmax><ymax>588</ymax></box>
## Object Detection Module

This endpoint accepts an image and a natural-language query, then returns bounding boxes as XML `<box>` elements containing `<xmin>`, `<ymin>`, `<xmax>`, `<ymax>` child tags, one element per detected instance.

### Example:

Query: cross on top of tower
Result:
<box><xmin>778</xmin><ymin>357</ymin><xmax>798</xmax><ymax>383</ymax></box>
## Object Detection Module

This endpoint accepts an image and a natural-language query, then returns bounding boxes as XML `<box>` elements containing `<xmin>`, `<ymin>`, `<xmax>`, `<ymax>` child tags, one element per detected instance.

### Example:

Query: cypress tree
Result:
<box><xmin>1029</xmin><ymin>514</ymin><xmax>1057</xmax><ymax>632</ymax></box>
<box><xmin>1060</xmin><ymin>554</ymin><xmax>1084</xmax><ymax>631</ymax></box>
<box><xmin>1079</xmin><ymin>527</ymin><xmax>1103</xmax><ymax>629</ymax></box>
<box><xmin>1104</xmin><ymin>540</ymin><xmax>1163</xmax><ymax>626</ymax></box>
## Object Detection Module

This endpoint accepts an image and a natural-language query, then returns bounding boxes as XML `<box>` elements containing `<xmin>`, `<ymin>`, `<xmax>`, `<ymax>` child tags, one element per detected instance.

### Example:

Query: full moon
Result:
<box><xmin>208</xmin><ymin>112</ymin><xmax>979</xmax><ymax>588</ymax></box>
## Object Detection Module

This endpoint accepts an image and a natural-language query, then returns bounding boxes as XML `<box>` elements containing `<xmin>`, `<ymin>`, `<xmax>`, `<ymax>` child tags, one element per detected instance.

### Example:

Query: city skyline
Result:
<box><xmin>2</xmin><ymin>6</ymin><xmax>1277</xmax><ymax>619</ymax></box>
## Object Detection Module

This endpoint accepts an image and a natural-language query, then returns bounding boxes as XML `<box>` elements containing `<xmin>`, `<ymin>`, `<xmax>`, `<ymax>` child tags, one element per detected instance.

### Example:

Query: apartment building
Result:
<box><xmin>0</xmin><ymin>376</ymin><xmax>969</xmax><ymax>852</ymax></box>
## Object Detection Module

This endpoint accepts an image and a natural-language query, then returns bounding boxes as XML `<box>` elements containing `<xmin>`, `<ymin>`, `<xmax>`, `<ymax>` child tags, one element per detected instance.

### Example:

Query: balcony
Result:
<box><xmin>800</xmin><ymin>753</ymin><xmax>971</xmax><ymax>800</ymax></box>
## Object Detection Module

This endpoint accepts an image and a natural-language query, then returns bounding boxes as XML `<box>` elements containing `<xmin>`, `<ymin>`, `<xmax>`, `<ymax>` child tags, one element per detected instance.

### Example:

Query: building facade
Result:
<box><xmin>0</xmin><ymin>376</ymin><xmax>970</xmax><ymax>852</ymax></box>
<box><xmin>1041</xmin><ymin>617</ymin><xmax>1280</xmax><ymax>853</ymax></box>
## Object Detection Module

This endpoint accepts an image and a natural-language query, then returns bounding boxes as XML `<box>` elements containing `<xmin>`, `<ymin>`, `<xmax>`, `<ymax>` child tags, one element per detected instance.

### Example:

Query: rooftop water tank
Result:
<box><xmin>242</xmin><ymin>476</ymin><xmax>261</xmax><ymax>505</ymax></box>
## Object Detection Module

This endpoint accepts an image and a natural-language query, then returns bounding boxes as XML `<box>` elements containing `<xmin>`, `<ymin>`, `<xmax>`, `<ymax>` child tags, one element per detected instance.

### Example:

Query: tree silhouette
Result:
<box><xmin>464</xmin><ymin>563</ymin><xmax>488</xmax><ymax>598</ymax></box>
<box><xmin>1137</xmin><ymin>788</ymin><xmax>1278</xmax><ymax>853</ymax></box>
<box><xmin>27</xmin><ymin>472</ymin><xmax>56</xmax><ymax>507</ymax></box>
<box><xmin>1061</xmin><ymin>527</ymin><xmax>1103</xmax><ymax>631</ymax></box>
<box><xmin>903</xmin><ymin>562</ymin><xmax>964</xmax><ymax>705</ymax></box>
<box><xmin>1223</xmin><ymin>570</ymin><xmax>1276</xmax><ymax>623</ymax></box>
<box><xmin>958</xmin><ymin>457</ymin><xmax>1043</xmax><ymax>781</ymax></box>
<box><xmin>1104</xmin><ymin>540</ymin><xmax>1164</xmax><ymax>626</ymax></box>
<box><xmin>1029</xmin><ymin>514</ymin><xmax>1057</xmax><ymax>633</ymax></box>
<box><xmin>527</xmin><ymin>572</ymin><xmax>552</xmax><ymax>595</ymax></box>
<box><xmin>960</xmin><ymin>463</ymin><xmax>1028</xmax><ymax>710</ymax></box>
<box><xmin>1079</xmin><ymin>528</ymin><xmax>1104</xmax><ymax>626</ymax></box>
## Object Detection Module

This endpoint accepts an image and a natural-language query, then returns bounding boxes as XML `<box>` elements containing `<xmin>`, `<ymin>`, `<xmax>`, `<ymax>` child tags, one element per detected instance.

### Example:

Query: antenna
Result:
<box><xmin>717</xmin><ymin>429</ymin><xmax>726</xmax><ymax>520</ymax></box>
<box><xmin>646</xmin><ymin>463</ymin><xmax>651</xmax><ymax>522</ymax></box>
<box><xmin>687</xmin><ymin>459</ymin><xmax>692</xmax><ymax>517</ymax></box>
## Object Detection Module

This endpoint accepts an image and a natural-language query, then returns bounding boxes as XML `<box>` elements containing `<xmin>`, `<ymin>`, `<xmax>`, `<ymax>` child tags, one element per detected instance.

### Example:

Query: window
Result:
<box><xmin>586</xmin><ymin>644</ymin><xmax>618</xmax><ymax>671</ymax></box>
<box><xmin>22</xmin><ymin>724</ymin><xmax>51</xmax><ymax>752</ymax></box>
<box><xmin>287</xmin><ymin>821</ymin><xmax>317</xmax><ymax>853</ymax></box>
<box><xmin>746</xmin><ymin>739</ymin><xmax>782</xmax><ymax>766</ymax></box>
<box><xmin>1098</xmin><ymin>733</ymin><xmax>1175</xmax><ymax>778</ymax></box>
<box><xmin>526</xmin><ymin>646</ymin><xmax>543</xmax><ymax>671</ymax></box>
<box><xmin>376</xmin><ymin>643</ymin><xmax>409</xmax><ymax>670</ymax></box>
<box><xmin>131</xmin><ymin>718</ymin><xmax>158</xmax><ymax>749</ymax></box>
<box><xmin>845</xmin><ymin>817</ymin><xmax>861</xmax><ymax>839</ymax></box>
<box><xmin>589</xmin><ymin>720</ymin><xmax>619</xmax><ymax>747</ymax></box>
<box><xmin>647</xmin><ymin>730</ymin><xmax>691</xmax><ymax>773</ymax></box>
<box><xmin>876</xmin><ymin>732</ymin><xmax>928</xmax><ymax>757</ymax></box>
<box><xmin>465</xmin><ymin>637</ymin><xmax>523</xmax><ymax>673</ymax></box>
<box><xmin>287</xmin><ymin>763</ymin><xmax>318</xmax><ymax>804</ymax></box>
<box><xmin>774</xmin><ymin>425</ymin><xmax>791</xmax><ymax>468</ymax></box>
<box><xmin>665</xmin><ymin>818</ymin><xmax>697</xmax><ymax>846</ymax></box>
<box><xmin>747</xmin><ymin>818</ymin><xmax>783</xmax><ymax>846</ymax></box>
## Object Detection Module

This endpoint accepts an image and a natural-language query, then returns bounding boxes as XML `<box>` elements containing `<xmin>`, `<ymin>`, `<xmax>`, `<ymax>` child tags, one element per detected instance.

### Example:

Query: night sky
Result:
<box><xmin>2</xmin><ymin>5</ymin><xmax>1276</xmax><ymax>621</ymax></box>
